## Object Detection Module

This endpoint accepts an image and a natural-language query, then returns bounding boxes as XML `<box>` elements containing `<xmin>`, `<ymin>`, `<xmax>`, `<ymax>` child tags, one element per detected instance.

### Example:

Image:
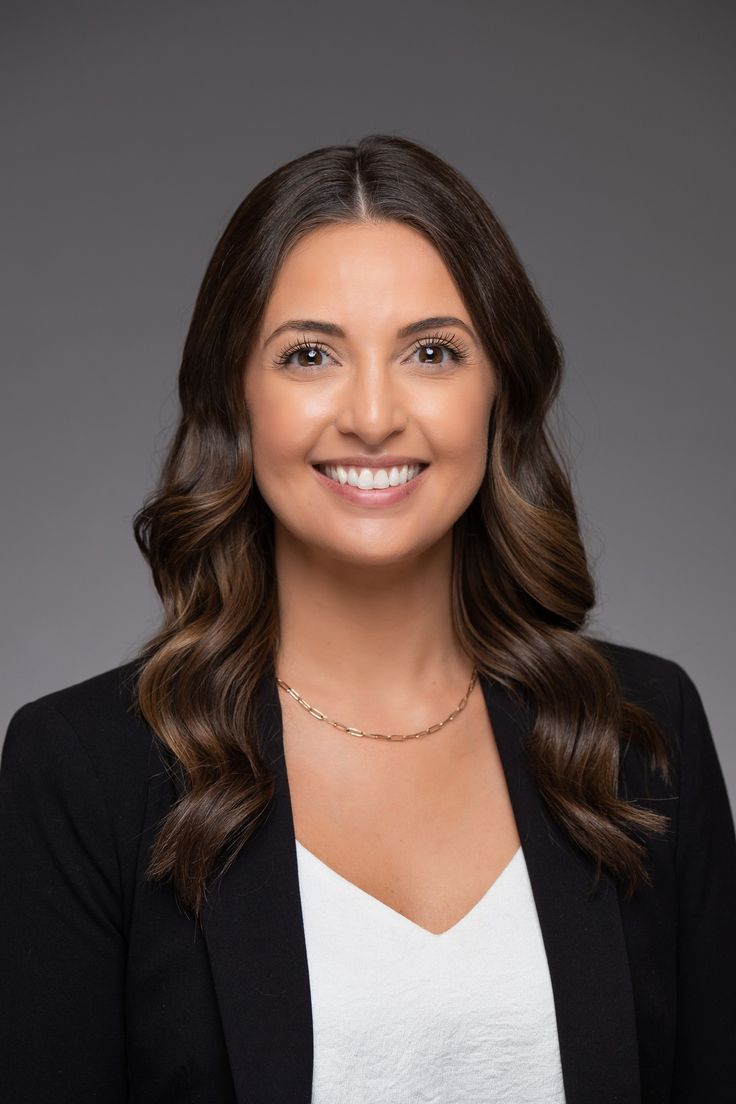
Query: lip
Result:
<box><xmin>312</xmin><ymin>461</ymin><xmax>429</xmax><ymax>507</ymax></box>
<box><xmin>311</xmin><ymin>455</ymin><xmax>429</xmax><ymax>469</ymax></box>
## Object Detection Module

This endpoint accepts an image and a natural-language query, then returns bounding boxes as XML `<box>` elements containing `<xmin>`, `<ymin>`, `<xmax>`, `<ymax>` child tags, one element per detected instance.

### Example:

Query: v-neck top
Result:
<box><xmin>295</xmin><ymin>839</ymin><xmax>567</xmax><ymax>1103</ymax></box>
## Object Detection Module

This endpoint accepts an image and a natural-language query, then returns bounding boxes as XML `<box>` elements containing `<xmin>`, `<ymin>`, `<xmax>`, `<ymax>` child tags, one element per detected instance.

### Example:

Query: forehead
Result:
<box><xmin>262</xmin><ymin>221</ymin><xmax>468</xmax><ymax>333</ymax></box>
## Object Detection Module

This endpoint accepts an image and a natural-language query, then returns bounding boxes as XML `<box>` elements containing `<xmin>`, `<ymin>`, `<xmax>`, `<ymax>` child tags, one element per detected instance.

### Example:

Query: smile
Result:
<box><xmin>311</xmin><ymin>462</ymin><xmax>430</xmax><ymax>506</ymax></box>
<box><xmin>314</xmin><ymin>463</ymin><xmax>426</xmax><ymax>489</ymax></box>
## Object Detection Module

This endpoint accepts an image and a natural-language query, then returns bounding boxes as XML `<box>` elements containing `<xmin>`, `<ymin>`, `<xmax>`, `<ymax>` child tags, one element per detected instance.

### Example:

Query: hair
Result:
<box><xmin>129</xmin><ymin>133</ymin><xmax>672</xmax><ymax>920</ymax></box>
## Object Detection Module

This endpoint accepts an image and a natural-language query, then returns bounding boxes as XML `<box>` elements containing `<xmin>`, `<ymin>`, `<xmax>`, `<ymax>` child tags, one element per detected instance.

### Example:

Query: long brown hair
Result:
<box><xmin>130</xmin><ymin>133</ymin><xmax>672</xmax><ymax>919</ymax></box>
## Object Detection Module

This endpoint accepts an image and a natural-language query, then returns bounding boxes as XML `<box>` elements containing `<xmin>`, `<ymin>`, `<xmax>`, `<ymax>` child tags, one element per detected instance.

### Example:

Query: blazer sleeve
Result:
<box><xmin>0</xmin><ymin>699</ymin><xmax>128</xmax><ymax>1104</ymax></box>
<box><xmin>671</xmin><ymin>663</ymin><xmax>736</xmax><ymax>1102</ymax></box>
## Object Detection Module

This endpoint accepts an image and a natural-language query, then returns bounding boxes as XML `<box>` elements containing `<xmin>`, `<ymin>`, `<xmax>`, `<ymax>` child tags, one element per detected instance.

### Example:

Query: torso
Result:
<box><xmin>280</xmin><ymin>681</ymin><xmax>521</xmax><ymax>935</ymax></box>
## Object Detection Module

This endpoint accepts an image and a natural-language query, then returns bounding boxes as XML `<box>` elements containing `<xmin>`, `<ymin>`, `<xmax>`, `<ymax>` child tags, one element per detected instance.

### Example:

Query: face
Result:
<box><xmin>243</xmin><ymin>220</ymin><xmax>496</xmax><ymax>568</ymax></box>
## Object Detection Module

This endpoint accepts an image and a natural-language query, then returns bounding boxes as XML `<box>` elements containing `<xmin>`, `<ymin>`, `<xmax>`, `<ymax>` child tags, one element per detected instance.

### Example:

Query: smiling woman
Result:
<box><xmin>1</xmin><ymin>134</ymin><xmax>734</xmax><ymax>1104</ymax></box>
<box><xmin>244</xmin><ymin>220</ymin><xmax>496</xmax><ymax>561</ymax></box>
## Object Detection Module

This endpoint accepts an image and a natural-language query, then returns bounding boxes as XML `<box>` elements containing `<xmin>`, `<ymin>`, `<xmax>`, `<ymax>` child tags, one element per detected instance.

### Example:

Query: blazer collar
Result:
<box><xmin>201</xmin><ymin>670</ymin><xmax>641</xmax><ymax>1104</ymax></box>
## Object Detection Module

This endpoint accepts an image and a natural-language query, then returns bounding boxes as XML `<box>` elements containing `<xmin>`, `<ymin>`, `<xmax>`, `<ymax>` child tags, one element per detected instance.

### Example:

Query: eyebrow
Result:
<box><xmin>263</xmin><ymin>316</ymin><xmax>478</xmax><ymax>348</ymax></box>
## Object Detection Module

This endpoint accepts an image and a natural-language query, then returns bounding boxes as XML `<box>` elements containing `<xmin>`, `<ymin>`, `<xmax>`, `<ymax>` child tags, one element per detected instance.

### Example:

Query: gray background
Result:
<box><xmin>2</xmin><ymin>2</ymin><xmax>734</xmax><ymax>801</ymax></box>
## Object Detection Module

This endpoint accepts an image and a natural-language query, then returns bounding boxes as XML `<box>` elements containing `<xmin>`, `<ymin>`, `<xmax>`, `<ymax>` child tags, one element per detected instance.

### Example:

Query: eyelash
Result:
<box><xmin>273</xmin><ymin>330</ymin><xmax>471</xmax><ymax>371</ymax></box>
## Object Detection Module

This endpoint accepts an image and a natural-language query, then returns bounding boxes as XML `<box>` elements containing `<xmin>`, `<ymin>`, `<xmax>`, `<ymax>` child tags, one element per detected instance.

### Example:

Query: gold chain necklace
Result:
<box><xmin>275</xmin><ymin>666</ymin><xmax>479</xmax><ymax>742</ymax></box>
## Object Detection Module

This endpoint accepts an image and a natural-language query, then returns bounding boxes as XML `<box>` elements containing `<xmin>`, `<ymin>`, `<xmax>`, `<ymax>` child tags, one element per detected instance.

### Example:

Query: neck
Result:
<box><xmin>273</xmin><ymin>524</ymin><xmax>473</xmax><ymax>722</ymax></box>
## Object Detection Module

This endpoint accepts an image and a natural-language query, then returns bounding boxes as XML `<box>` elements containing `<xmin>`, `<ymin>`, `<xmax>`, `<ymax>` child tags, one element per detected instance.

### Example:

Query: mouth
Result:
<box><xmin>311</xmin><ymin>461</ymin><xmax>430</xmax><ymax>506</ymax></box>
<box><xmin>312</xmin><ymin>462</ymin><xmax>429</xmax><ymax>490</ymax></box>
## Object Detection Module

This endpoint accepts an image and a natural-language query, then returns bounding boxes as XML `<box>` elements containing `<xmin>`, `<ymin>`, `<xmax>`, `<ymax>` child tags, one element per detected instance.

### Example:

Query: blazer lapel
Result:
<box><xmin>200</xmin><ymin>673</ymin><xmax>314</xmax><ymax>1104</ymax></box>
<box><xmin>481</xmin><ymin>674</ymin><xmax>641</xmax><ymax>1103</ymax></box>
<box><xmin>201</xmin><ymin>670</ymin><xmax>641</xmax><ymax>1104</ymax></box>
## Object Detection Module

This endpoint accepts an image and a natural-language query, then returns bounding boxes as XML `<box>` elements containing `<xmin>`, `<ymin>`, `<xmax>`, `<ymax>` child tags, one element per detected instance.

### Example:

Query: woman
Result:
<box><xmin>1</xmin><ymin>134</ymin><xmax>734</xmax><ymax>1104</ymax></box>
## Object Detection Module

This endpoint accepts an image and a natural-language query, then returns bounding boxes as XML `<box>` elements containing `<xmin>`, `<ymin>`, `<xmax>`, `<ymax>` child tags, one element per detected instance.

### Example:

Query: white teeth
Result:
<box><xmin>318</xmin><ymin>463</ymin><xmax>424</xmax><ymax>489</ymax></box>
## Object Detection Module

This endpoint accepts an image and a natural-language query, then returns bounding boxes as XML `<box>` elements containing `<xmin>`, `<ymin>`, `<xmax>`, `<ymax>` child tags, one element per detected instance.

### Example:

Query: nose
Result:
<box><xmin>333</xmin><ymin>356</ymin><xmax>408</xmax><ymax>443</ymax></box>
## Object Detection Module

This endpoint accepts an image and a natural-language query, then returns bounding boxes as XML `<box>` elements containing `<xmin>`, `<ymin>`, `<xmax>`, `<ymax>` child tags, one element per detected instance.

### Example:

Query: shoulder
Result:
<box><xmin>584</xmin><ymin>635</ymin><xmax>729</xmax><ymax>813</ymax></box>
<box><xmin>584</xmin><ymin>634</ymin><xmax>688</xmax><ymax>730</ymax></box>
<box><xmin>2</xmin><ymin>658</ymin><xmax>162</xmax><ymax>820</ymax></box>
<box><xmin>0</xmin><ymin>659</ymin><xmax>174</xmax><ymax>942</ymax></box>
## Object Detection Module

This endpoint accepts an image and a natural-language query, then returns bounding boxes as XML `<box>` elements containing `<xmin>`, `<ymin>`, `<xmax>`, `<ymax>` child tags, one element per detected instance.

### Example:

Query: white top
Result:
<box><xmin>295</xmin><ymin>839</ymin><xmax>567</xmax><ymax>1104</ymax></box>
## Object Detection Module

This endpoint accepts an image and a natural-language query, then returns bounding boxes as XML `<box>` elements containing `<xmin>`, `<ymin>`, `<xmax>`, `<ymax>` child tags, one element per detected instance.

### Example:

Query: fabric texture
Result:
<box><xmin>296</xmin><ymin>839</ymin><xmax>566</xmax><ymax>1103</ymax></box>
<box><xmin>0</xmin><ymin>638</ymin><xmax>734</xmax><ymax>1102</ymax></box>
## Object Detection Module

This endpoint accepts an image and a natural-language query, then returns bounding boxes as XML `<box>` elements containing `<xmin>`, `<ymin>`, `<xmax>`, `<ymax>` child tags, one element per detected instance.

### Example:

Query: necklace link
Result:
<box><xmin>275</xmin><ymin>667</ymin><xmax>479</xmax><ymax>741</ymax></box>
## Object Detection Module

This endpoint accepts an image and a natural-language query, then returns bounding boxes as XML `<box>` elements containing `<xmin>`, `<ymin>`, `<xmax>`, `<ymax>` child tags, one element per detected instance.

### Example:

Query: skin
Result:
<box><xmin>243</xmin><ymin>219</ymin><xmax>497</xmax><ymax>747</ymax></box>
<box><xmin>242</xmin><ymin>219</ymin><xmax>519</xmax><ymax>934</ymax></box>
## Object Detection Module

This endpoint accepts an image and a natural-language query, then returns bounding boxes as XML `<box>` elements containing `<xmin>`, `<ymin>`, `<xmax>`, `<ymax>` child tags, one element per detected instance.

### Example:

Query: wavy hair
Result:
<box><xmin>130</xmin><ymin>133</ymin><xmax>672</xmax><ymax>919</ymax></box>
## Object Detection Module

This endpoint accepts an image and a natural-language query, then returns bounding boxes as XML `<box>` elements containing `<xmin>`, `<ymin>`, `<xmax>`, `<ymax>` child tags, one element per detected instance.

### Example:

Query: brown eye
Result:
<box><xmin>275</xmin><ymin>340</ymin><xmax>332</xmax><ymax>371</ymax></box>
<box><xmin>295</xmin><ymin>346</ymin><xmax>324</xmax><ymax>368</ymax></box>
<box><xmin>406</xmin><ymin>330</ymin><xmax>470</xmax><ymax>368</ymax></box>
<box><xmin>416</xmin><ymin>343</ymin><xmax>449</xmax><ymax>365</ymax></box>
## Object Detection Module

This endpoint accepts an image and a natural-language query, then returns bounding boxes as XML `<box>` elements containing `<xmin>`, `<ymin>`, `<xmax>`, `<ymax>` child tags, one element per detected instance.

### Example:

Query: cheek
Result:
<box><xmin>423</xmin><ymin>384</ymin><xmax>493</xmax><ymax>464</ymax></box>
<box><xmin>247</xmin><ymin>384</ymin><xmax>315</xmax><ymax>470</ymax></box>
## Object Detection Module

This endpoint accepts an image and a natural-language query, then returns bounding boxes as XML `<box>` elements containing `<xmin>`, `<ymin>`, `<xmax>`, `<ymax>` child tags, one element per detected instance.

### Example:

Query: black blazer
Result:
<box><xmin>1</xmin><ymin>639</ymin><xmax>735</xmax><ymax>1104</ymax></box>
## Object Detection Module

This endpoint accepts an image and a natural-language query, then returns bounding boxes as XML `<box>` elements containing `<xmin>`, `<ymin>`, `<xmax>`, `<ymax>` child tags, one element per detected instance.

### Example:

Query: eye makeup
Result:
<box><xmin>272</xmin><ymin>329</ymin><xmax>472</xmax><ymax>372</ymax></box>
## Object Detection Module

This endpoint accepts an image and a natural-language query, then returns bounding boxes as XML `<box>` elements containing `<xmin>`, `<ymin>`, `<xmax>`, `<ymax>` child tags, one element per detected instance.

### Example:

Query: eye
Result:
<box><xmin>272</xmin><ymin>329</ymin><xmax>472</xmax><ymax>372</ymax></box>
<box><xmin>273</xmin><ymin>338</ymin><xmax>332</xmax><ymax>372</ymax></box>
<box><xmin>406</xmin><ymin>331</ymin><xmax>471</xmax><ymax>368</ymax></box>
